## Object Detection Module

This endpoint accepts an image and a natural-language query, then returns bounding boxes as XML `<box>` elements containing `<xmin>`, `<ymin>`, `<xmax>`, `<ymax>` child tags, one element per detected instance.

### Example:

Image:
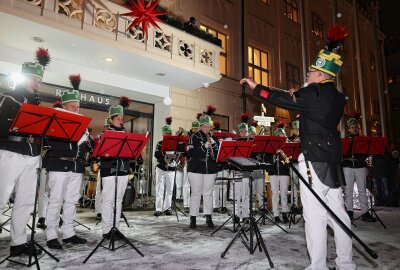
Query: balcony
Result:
<box><xmin>0</xmin><ymin>0</ymin><xmax>222</xmax><ymax>92</ymax></box>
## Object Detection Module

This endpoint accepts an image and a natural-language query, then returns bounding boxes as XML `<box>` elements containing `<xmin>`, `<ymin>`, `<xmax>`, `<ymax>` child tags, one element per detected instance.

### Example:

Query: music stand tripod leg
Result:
<box><xmin>83</xmin><ymin>158</ymin><xmax>144</xmax><ymax>264</ymax></box>
<box><xmin>7</xmin><ymin>153</ymin><xmax>60</xmax><ymax>269</ymax></box>
<box><xmin>367</xmin><ymin>174</ymin><xmax>387</xmax><ymax>229</ymax></box>
<box><xmin>256</xmin><ymin>171</ymin><xmax>289</xmax><ymax>233</ymax></box>
<box><xmin>171</xmin><ymin>158</ymin><xmax>186</xmax><ymax>222</ymax></box>
<box><xmin>121</xmin><ymin>212</ymin><xmax>130</xmax><ymax>227</ymax></box>
<box><xmin>74</xmin><ymin>219</ymin><xmax>91</xmax><ymax>230</ymax></box>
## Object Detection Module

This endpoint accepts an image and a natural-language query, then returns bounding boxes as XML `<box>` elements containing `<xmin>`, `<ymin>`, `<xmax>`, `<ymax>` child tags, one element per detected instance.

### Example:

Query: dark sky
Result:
<box><xmin>377</xmin><ymin>0</ymin><xmax>400</xmax><ymax>37</ymax></box>
<box><xmin>358</xmin><ymin>0</ymin><xmax>400</xmax><ymax>54</ymax></box>
<box><xmin>380</xmin><ymin>0</ymin><xmax>400</xmax><ymax>55</ymax></box>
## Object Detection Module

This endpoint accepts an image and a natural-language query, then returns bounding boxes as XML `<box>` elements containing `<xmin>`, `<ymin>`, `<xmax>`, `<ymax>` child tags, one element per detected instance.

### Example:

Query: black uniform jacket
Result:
<box><xmin>187</xmin><ymin>130</ymin><xmax>220</xmax><ymax>174</ymax></box>
<box><xmin>342</xmin><ymin>134</ymin><xmax>367</xmax><ymax>169</ymax></box>
<box><xmin>45</xmin><ymin>128</ymin><xmax>93</xmax><ymax>173</ymax></box>
<box><xmin>154</xmin><ymin>140</ymin><xmax>177</xmax><ymax>172</ymax></box>
<box><xmin>99</xmin><ymin>125</ymin><xmax>130</xmax><ymax>178</ymax></box>
<box><xmin>253</xmin><ymin>80</ymin><xmax>346</xmax><ymax>188</ymax></box>
<box><xmin>0</xmin><ymin>86</ymin><xmax>40</xmax><ymax>156</ymax></box>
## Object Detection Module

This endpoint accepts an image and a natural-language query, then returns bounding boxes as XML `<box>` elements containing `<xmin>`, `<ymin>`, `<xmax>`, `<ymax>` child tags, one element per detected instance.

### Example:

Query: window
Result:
<box><xmin>286</xmin><ymin>63</ymin><xmax>300</xmax><ymax>89</ymax></box>
<box><xmin>248</xmin><ymin>45</ymin><xmax>269</xmax><ymax>87</ymax></box>
<box><xmin>199</xmin><ymin>24</ymin><xmax>227</xmax><ymax>76</ymax></box>
<box><xmin>311</xmin><ymin>13</ymin><xmax>323</xmax><ymax>38</ymax></box>
<box><xmin>283</xmin><ymin>0</ymin><xmax>299</xmax><ymax>23</ymax></box>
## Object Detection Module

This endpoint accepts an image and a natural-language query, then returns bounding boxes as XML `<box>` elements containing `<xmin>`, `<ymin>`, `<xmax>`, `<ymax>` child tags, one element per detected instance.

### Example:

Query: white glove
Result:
<box><xmin>204</xmin><ymin>141</ymin><xmax>211</xmax><ymax>148</ymax></box>
<box><xmin>209</xmin><ymin>137</ymin><xmax>215</xmax><ymax>145</ymax></box>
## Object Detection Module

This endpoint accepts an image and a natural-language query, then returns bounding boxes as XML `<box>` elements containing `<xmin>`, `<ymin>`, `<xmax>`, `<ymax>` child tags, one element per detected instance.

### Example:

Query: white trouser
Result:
<box><xmin>0</xmin><ymin>150</ymin><xmax>40</xmax><ymax>246</ymax></box>
<box><xmin>155</xmin><ymin>168</ymin><xmax>175</xmax><ymax>212</ymax></box>
<box><xmin>95</xmin><ymin>171</ymin><xmax>102</xmax><ymax>214</ymax></box>
<box><xmin>298</xmin><ymin>154</ymin><xmax>355</xmax><ymax>270</ymax></box>
<box><xmin>188</xmin><ymin>172</ymin><xmax>216</xmax><ymax>216</ymax></box>
<box><xmin>234</xmin><ymin>177</ymin><xmax>250</xmax><ymax>218</ymax></box>
<box><xmin>270</xmin><ymin>175</ymin><xmax>289</xmax><ymax>217</ymax></box>
<box><xmin>101</xmin><ymin>175</ymin><xmax>128</xmax><ymax>234</ymax></box>
<box><xmin>46</xmin><ymin>171</ymin><xmax>82</xmax><ymax>240</ymax></box>
<box><xmin>175</xmin><ymin>170</ymin><xmax>184</xmax><ymax>199</ymax></box>
<box><xmin>343</xmin><ymin>167</ymin><xmax>368</xmax><ymax>213</ymax></box>
<box><xmin>182</xmin><ymin>164</ymin><xmax>190</xmax><ymax>208</ymax></box>
<box><xmin>252</xmin><ymin>170</ymin><xmax>264</xmax><ymax>208</ymax></box>
<box><xmin>213</xmin><ymin>170</ymin><xmax>229</xmax><ymax>208</ymax></box>
<box><xmin>38</xmin><ymin>170</ymin><xmax>49</xmax><ymax>219</ymax></box>
<box><xmin>229</xmin><ymin>180</ymin><xmax>234</xmax><ymax>201</ymax></box>
<box><xmin>290</xmin><ymin>164</ymin><xmax>300</xmax><ymax>207</ymax></box>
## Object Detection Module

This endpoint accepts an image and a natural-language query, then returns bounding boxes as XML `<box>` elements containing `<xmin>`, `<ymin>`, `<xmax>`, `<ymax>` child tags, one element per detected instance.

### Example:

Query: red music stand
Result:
<box><xmin>216</xmin><ymin>140</ymin><xmax>253</xmax><ymax>163</ymax></box>
<box><xmin>252</xmin><ymin>136</ymin><xmax>286</xmax><ymax>154</ymax></box>
<box><xmin>10</xmin><ymin>103</ymin><xmax>91</xmax><ymax>142</ymax></box>
<box><xmin>351</xmin><ymin>136</ymin><xmax>387</xmax><ymax>229</ymax></box>
<box><xmin>161</xmin><ymin>135</ymin><xmax>189</xmax><ymax>153</ymax></box>
<box><xmin>159</xmin><ymin>135</ymin><xmax>189</xmax><ymax>221</ymax></box>
<box><xmin>92</xmin><ymin>130</ymin><xmax>150</xmax><ymax>159</ymax></box>
<box><xmin>281</xmin><ymin>142</ymin><xmax>301</xmax><ymax>160</ymax></box>
<box><xmin>84</xmin><ymin>131</ymin><xmax>146</xmax><ymax>263</ymax></box>
<box><xmin>341</xmin><ymin>138</ymin><xmax>352</xmax><ymax>156</ymax></box>
<box><xmin>213</xmin><ymin>132</ymin><xmax>238</xmax><ymax>140</ymax></box>
<box><xmin>4</xmin><ymin>104</ymin><xmax>92</xmax><ymax>268</ymax></box>
<box><xmin>352</xmin><ymin>136</ymin><xmax>387</xmax><ymax>156</ymax></box>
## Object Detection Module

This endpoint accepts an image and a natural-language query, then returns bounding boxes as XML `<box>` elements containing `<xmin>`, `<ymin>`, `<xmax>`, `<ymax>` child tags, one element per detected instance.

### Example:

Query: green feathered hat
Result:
<box><xmin>310</xmin><ymin>25</ymin><xmax>348</xmax><ymax>77</ymax></box>
<box><xmin>292</xmin><ymin>120</ymin><xmax>300</xmax><ymax>129</ymax></box>
<box><xmin>109</xmin><ymin>96</ymin><xmax>131</xmax><ymax>118</ymax></box>
<box><xmin>274</xmin><ymin>120</ymin><xmax>287</xmax><ymax>136</ymax></box>
<box><xmin>62</xmin><ymin>74</ymin><xmax>81</xmax><ymax>104</ymax></box>
<box><xmin>249</xmin><ymin>120</ymin><xmax>257</xmax><ymax>134</ymax></box>
<box><xmin>274</xmin><ymin>128</ymin><xmax>286</xmax><ymax>136</ymax></box>
<box><xmin>199</xmin><ymin>115</ymin><xmax>212</xmax><ymax>126</ymax></box>
<box><xmin>61</xmin><ymin>90</ymin><xmax>80</xmax><ymax>104</ymax></box>
<box><xmin>199</xmin><ymin>105</ymin><xmax>216</xmax><ymax>126</ymax></box>
<box><xmin>238</xmin><ymin>112</ymin><xmax>249</xmax><ymax>132</ymax></box>
<box><xmin>162</xmin><ymin>117</ymin><xmax>173</xmax><ymax>135</ymax></box>
<box><xmin>238</xmin><ymin>123</ymin><xmax>248</xmax><ymax>133</ymax></box>
<box><xmin>347</xmin><ymin>118</ymin><xmax>359</xmax><ymax>127</ymax></box>
<box><xmin>21</xmin><ymin>47</ymin><xmax>51</xmax><ymax>79</ymax></box>
<box><xmin>109</xmin><ymin>105</ymin><xmax>123</xmax><ymax>117</ymax></box>
<box><xmin>191</xmin><ymin>121</ymin><xmax>200</xmax><ymax>128</ymax></box>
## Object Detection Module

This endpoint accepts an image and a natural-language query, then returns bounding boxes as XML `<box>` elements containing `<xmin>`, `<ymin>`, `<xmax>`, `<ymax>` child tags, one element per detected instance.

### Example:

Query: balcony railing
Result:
<box><xmin>5</xmin><ymin>0</ymin><xmax>221</xmax><ymax>75</ymax></box>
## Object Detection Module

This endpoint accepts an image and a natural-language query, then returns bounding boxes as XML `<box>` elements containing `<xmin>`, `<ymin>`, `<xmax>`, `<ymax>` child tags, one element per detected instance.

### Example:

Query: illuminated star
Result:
<box><xmin>121</xmin><ymin>0</ymin><xmax>167</xmax><ymax>40</ymax></box>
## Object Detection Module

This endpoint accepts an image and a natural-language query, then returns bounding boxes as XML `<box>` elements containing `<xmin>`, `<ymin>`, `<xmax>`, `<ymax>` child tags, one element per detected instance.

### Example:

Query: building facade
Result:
<box><xmin>166</xmin><ymin>0</ymin><xmax>389</xmax><ymax>138</ymax></box>
<box><xmin>0</xmin><ymin>0</ymin><xmax>391</xmax><ymax>195</ymax></box>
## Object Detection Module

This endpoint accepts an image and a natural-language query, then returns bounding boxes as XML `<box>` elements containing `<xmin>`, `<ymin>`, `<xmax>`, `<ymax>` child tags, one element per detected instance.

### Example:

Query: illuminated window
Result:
<box><xmin>248</xmin><ymin>45</ymin><xmax>269</xmax><ymax>87</ymax></box>
<box><xmin>200</xmin><ymin>24</ymin><xmax>227</xmax><ymax>76</ymax></box>
<box><xmin>311</xmin><ymin>13</ymin><xmax>323</xmax><ymax>38</ymax></box>
<box><xmin>283</xmin><ymin>0</ymin><xmax>299</xmax><ymax>23</ymax></box>
<box><xmin>286</xmin><ymin>63</ymin><xmax>300</xmax><ymax>89</ymax></box>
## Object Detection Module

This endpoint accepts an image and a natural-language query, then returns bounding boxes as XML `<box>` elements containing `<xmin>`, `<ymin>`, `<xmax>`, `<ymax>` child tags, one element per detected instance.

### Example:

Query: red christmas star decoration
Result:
<box><xmin>121</xmin><ymin>0</ymin><xmax>167</xmax><ymax>40</ymax></box>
